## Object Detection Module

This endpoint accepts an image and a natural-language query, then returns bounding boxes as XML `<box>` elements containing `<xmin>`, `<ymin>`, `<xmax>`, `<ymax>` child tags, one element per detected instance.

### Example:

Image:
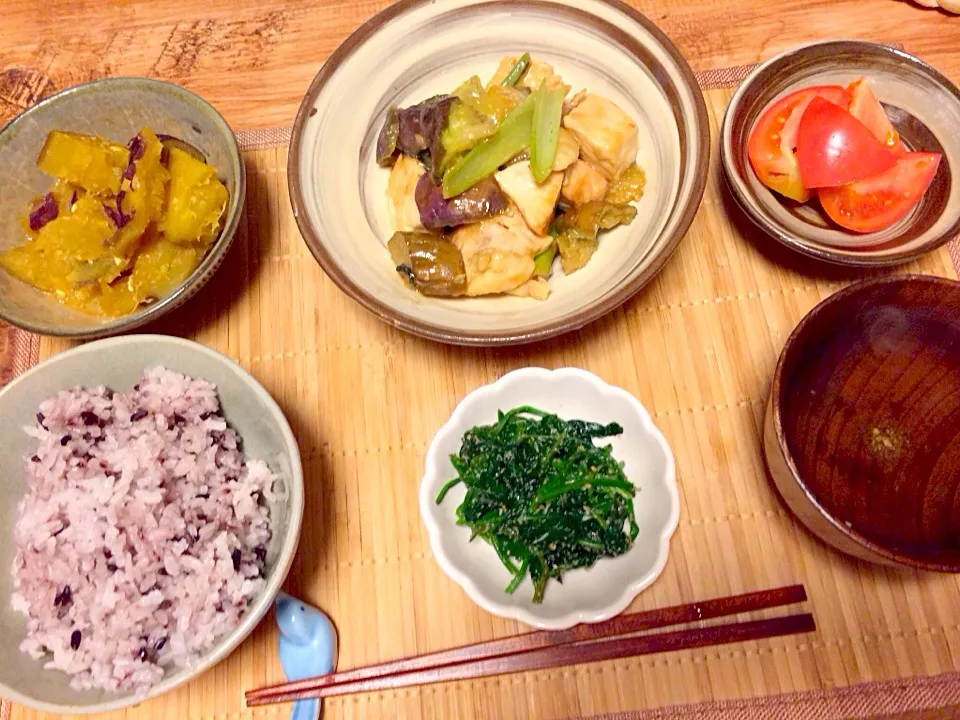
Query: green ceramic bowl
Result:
<box><xmin>0</xmin><ymin>78</ymin><xmax>245</xmax><ymax>338</ymax></box>
<box><xmin>0</xmin><ymin>335</ymin><xmax>303</xmax><ymax>714</ymax></box>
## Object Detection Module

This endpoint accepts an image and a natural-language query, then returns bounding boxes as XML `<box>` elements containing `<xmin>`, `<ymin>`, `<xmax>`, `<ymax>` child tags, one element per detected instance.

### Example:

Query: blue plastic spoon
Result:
<box><xmin>275</xmin><ymin>592</ymin><xmax>338</xmax><ymax>720</ymax></box>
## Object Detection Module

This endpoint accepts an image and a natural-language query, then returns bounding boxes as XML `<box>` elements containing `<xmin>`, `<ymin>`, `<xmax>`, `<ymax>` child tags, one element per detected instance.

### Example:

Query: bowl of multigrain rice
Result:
<box><xmin>0</xmin><ymin>334</ymin><xmax>303</xmax><ymax>714</ymax></box>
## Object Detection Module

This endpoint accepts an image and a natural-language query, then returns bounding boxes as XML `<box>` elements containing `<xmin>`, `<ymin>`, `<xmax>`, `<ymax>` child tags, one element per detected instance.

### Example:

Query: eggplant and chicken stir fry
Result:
<box><xmin>377</xmin><ymin>53</ymin><xmax>646</xmax><ymax>300</ymax></box>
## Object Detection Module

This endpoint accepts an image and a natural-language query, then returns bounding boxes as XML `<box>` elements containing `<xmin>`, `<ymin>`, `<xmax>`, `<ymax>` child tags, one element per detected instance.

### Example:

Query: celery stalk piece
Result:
<box><xmin>441</xmin><ymin>94</ymin><xmax>535</xmax><ymax>199</ymax></box>
<box><xmin>530</xmin><ymin>84</ymin><xmax>565</xmax><ymax>183</ymax></box>
<box><xmin>500</xmin><ymin>53</ymin><xmax>531</xmax><ymax>87</ymax></box>
<box><xmin>533</xmin><ymin>241</ymin><xmax>557</xmax><ymax>277</ymax></box>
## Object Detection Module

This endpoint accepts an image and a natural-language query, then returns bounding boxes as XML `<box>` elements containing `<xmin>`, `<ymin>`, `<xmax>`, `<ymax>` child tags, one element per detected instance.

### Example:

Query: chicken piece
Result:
<box><xmin>552</xmin><ymin>128</ymin><xmax>580</xmax><ymax>172</ymax></box>
<box><xmin>386</xmin><ymin>155</ymin><xmax>425</xmax><ymax>232</ymax></box>
<box><xmin>493</xmin><ymin>161</ymin><xmax>563</xmax><ymax>235</ymax></box>
<box><xmin>563</xmin><ymin>89</ymin><xmax>587</xmax><ymax>116</ymax></box>
<box><xmin>450</xmin><ymin>206</ymin><xmax>552</xmax><ymax>296</ymax></box>
<box><xmin>507</xmin><ymin>276</ymin><xmax>551</xmax><ymax>301</ymax></box>
<box><xmin>488</xmin><ymin>57</ymin><xmax>571</xmax><ymax>96</ymax></box>
<box><xmin>561</xmin><ymin>160</ymin><xmax>609</xmax><ymax>207</ymax></box>
<box><xmin>562</xmin><ymin>94</ymin><xmax>638</xmax><ymax>180</ymax></box>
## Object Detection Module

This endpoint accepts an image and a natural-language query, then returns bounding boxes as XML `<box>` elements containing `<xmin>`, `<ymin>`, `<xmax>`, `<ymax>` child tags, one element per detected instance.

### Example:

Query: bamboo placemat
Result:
<box><xmin>4</xmin><ymin>67</ymin><xmax>960</xmax><ymax>720</ymax></box>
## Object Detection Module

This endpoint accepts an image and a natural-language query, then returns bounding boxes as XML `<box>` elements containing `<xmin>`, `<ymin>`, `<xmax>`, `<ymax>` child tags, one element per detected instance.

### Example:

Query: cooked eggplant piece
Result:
<box><xmin>387</xmin><ymin>231</ymin><xmax>467</xmax><ymax>297</ymax></box>
<box><xmin>396</xmin><ymin>95</ymin><xmax>456</xmax><ymax>178</ymax></box>
<box><xmin>376</xmin><ymin>106</ymin><xmax>401</xmax><ymax>167</ymax></box>
<box><xmin>415</xmin><ymin>174</ymin><xmax>506</xmax><ymax>229</ymax></box>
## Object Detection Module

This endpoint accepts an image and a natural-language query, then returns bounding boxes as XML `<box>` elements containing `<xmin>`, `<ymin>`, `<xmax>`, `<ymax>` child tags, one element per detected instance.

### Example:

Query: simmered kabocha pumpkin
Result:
<box><xmin>1</xmin><ymin>195</ymin><xmax>115</xmax><ymax>297</ymax></box>
<box><xmin>160</xmin><ymin>147</ymin><xmax>229</xmax><ymax>245</ymax></box>
<box><xmin>0</xmin><ymin>127</ymin><xmax>228</xmax><ymax>318</ymax></box>
<box><xmin>110</xmin><ymin>129</ymin><xmax>170</xmax><ymax>258</ymax></box>
<box><xmin>36</xmin><ymin>131</ymin><xmax>129</xmax><ymax>196</ymax></box>
<box><xmin>129</xmin><ymin>234</ymin><xmax>200</xmax><ymax>302</ymax></box>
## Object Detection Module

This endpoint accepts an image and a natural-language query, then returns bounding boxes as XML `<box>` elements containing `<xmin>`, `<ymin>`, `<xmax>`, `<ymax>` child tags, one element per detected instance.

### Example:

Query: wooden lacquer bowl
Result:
<box><xmin>764</xmin><ymin>275</ymin><xmax>960</xmax><ymax>571</ymax></box>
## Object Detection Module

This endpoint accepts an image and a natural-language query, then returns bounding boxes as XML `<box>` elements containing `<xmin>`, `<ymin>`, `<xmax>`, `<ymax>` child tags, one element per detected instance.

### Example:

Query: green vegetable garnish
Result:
<box><xmin>533</xmin><ymin>241</ymin><xmax>557</xmax><ymax>277</ymax></box>
<box><xmin>530</xmin><ymin>83</ymin><xmax>565</xmax><ymax>183</ymax></box>
<box><xmin>440</xmin><ymin>101</ymin><xmax>496</xmax><ymax>172</ymax></box>
<box><xmin>552</xmin><ymin>202</ymin><xmax>638</xmax><ymax>274</ymax></box>
<box><xmin>500</xmin><ymin>53</ymin><xmax>531</xmax><ymax>87</ymax></box>
<box><xmin>453</xmin><ymin>75</ymin><xmax>525</xmax><ymax>126</ymax></box>
<box><xmin>441</xmin><ymin>94</ymin><xmax>535</xmax><ymax>198</ymax></box>
<box><xmin>437</xmin><ymin>406</ymin><xmax>639</xmax><ymax>604</ymax></box>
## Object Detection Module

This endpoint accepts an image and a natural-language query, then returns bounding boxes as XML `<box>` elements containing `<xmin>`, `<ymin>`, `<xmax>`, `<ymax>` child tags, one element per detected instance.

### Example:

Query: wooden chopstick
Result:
<box><xmin>254</xmin><ymin>613</ymin><xmax>814</xmax><ymax>702</ymax></box>
<box><xmin>246</xmin><ymin>584</ymin><xmax>808</xmax><ymax>706</ymax></box>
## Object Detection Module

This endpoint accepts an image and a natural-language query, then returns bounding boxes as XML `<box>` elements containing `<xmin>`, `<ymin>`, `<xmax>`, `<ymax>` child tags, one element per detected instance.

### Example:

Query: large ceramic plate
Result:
<box><xmin>289</xmin><ymin>0</ymin><xmax>709</xmax><ymax>346</ymax></box>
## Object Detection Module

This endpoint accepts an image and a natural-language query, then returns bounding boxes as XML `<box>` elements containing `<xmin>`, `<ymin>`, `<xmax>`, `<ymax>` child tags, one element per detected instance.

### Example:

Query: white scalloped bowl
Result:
<box><xmin>419</xmin><ymin>367</ymin><xmax>678</xmax><ymax>629</ymax></box>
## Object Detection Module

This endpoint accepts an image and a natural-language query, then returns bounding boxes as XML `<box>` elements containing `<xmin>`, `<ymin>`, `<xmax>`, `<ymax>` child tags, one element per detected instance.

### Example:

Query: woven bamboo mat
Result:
<box><xmin>4</xmin><ymin>71</ymin><xmax>960</xmax><ymax>720</ymax></box>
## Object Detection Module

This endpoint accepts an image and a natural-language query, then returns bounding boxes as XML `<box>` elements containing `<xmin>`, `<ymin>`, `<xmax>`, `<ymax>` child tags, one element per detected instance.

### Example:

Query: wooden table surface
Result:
<box><xmin>2</xmin><ymin>1</ymin><xmax>960</xmax><ymax>719</ymax></box>
<box><xmin>1</xmin><ymin>0</ymin><xmax>958</xmax><ymax>132</ymax></box>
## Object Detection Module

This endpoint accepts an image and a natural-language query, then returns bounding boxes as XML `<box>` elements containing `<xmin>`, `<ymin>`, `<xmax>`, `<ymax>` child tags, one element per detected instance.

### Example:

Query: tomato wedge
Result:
<box><xmin>846</xmin><ymin>77</ymin><xmax>906</xmax><ymax>156</ymax></box>
<box><xmin>747</xmin><ymin>85</ymin><xmax>848</xmax><ymax>202</ymax></box>
<box><xmin>818</xmin><ymin>152</ymin><xmax>941</xmax><ymax>233</ymax></box>
<box><xmin>796</xmin><ymin>97</ymin><xmax>898</xmax><ymax>188</ymax></box>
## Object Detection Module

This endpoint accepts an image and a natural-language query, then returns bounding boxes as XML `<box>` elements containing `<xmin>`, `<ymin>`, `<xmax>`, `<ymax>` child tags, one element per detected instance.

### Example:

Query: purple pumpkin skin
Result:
<box><xmin>28</xmin><ymin>193</ymin><xmax>58</xmax><ymax>231</ymax></box>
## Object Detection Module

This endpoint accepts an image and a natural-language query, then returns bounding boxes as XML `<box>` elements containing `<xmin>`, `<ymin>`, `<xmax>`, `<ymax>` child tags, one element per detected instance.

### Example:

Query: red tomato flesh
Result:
<box><xmin>796</xmin><ymin>97</ymin><xmax>898</xmax><ymax>188</ymax></box>
<box><xmin>846</xmin><ymin>77</ymin><xmax>906</xmax><ymax>156</ymax></box>
<box><xmin>747</xmin><ymin>86</ymin><xmax>848</xmax><ymax>202</ymax></box>
<box><xmin>818</xmin><ymin>152</ymin><xmax>941</xmax><ymax>233</ymax></box>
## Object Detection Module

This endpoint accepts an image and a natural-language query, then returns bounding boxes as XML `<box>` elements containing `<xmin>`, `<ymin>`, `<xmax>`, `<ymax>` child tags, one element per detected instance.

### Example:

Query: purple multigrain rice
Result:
<box><xmin>12</xmin><ymin>367</ymin><xmax>280</xmax><ymax>694</ymax></box>
<box><xmin>53</xmin><ymin>586</ymin><xmax>72</xmax><ymax>607</ymax></box>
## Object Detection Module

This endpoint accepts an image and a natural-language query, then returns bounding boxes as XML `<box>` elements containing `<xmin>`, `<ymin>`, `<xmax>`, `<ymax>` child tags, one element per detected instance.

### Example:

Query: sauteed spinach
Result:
<box><xmin>436</xmin><ymin>406</ymin><xmax>639</xmax><ymax>603</ymax></box>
